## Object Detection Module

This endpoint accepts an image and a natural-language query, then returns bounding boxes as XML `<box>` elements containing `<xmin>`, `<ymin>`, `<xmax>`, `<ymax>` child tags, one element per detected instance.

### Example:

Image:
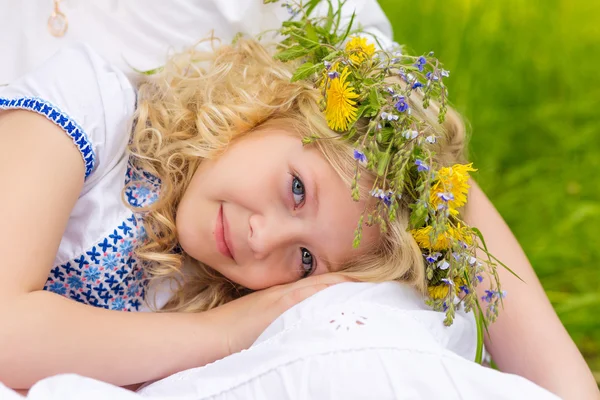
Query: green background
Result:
<box><xmin>378</xmin><ymin>0</ymin><xmax>600</xmax><ymax>382</ymax></box>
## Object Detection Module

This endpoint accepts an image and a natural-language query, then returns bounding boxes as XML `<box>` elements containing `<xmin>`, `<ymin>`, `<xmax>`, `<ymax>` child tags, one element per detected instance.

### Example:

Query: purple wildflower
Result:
<box><xmin>395</xmin><ymin>96</ymin><xmax>409</xmax><ymax>112</ymax></box>
<box><xmin>459</xmin><ymin>285</ymin><xmax>470</xmax><ymax>294</ymax></box>
<box><xmin>425</xmin><ymin>252</ymin><xmax>442</xmax><ymax>263</ymax></box>
<box><xmin>482</xmin><ymin>290</ymin><xmax>495</xmax><ymax>303</ymax></box>
<box><xmin>476</xmin><ymin>275</ymin><xmax>484</xmax><ymax>283</ymax></box>
<box><xmin>438</xmin><ymin>260</ymin><xmax>450</xmax><ymax>270</ymax></box>
<box><xmin>412</xmin><ymin>81</ymin><xmax>423</xmax><ymax>89</ymax></box>
<box><xmin>415</xmin><ymin>56</ymin><xmax>427</xmax><ymax>72</ymax></box>
<box><xmin>415</xmin><ymin>159</ymin><xmax>429</xmax><ymax>172</ymax></box>
<box><xmin>353</xmin><ymin>149</ymin><xmax>367</xmax><ymax>163</ymax></box>
<box><xmin>425</xmin><ymin>135</ymin><xmax>437</xmax><ymax>144</ymax></box>
<box><xmin>437</xmin><ymin>192</ymin><xmax>454</xmax><ymax>202</ymax></box>
<box><xmin>327</xmin><ymin>71</ymin><xmax>340</xmax><ymax>79</ymax></box>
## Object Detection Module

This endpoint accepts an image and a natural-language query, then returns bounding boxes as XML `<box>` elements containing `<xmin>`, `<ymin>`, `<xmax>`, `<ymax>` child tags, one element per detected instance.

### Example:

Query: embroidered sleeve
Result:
<box><xmin>0</xmin><ymin>43</ymin><xmax>136</xmax><ymax>181</ymax></box>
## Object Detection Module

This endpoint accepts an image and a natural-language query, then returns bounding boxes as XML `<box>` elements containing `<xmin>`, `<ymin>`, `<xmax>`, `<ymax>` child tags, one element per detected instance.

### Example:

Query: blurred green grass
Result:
<box><xmin>378</xmin><ymin>0</ymin><xmax>600</xmax><ymax>378</ymax></box>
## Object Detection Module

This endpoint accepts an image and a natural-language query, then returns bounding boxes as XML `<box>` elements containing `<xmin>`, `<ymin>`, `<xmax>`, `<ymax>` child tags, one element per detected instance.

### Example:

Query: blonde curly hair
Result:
<box><xmin>127</xmin><ymin>37</ymin><xmax>467</xmax><ymax>312</ymax></box>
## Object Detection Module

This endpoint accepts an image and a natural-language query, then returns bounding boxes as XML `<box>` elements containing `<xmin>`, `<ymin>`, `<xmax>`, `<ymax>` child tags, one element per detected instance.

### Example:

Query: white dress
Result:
<box><xmin>0</xmin><ymin>43</ymin><xmax>160</xmax><ymax>311</ymax></box>
<box><xmin>0</xmin><ymin>283</ymin><xmax>560</xmax><ymax>399</ymax></box>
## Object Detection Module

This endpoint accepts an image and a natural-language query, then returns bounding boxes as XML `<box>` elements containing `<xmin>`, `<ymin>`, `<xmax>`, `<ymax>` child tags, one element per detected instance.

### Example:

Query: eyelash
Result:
<box><xmin>289</xmin><ymin>173</ymin><xmax>315</xmax><ymax>277</ymax></box>
<box><xmin>290</xmin><ymin>172</ymin><xmax>306</xmax><ymax>209</ymax></box>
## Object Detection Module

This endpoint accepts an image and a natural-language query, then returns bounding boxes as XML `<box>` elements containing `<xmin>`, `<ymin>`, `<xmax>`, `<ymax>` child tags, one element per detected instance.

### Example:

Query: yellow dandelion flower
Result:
<box><xmin>428</xmin><ymin>277</ymin><xmax>465</xmax><ymax>300</ymax></box>
<box><xmin>428</xmin><ymin>284</ymin><xmax>450</xmax><ymax>300</ymax></box>
<box><xmin>325</xmin><ymin>67</ymin><xmax>359</xmax><ymax>131</ymax></box>
<box><xmin>430</xmin><ymin>163</ymin><xmax>477</xmax><ymax>215</ymax></box>
<box><xmin>345</xmin><ymin>36</ymin><xmax>376</xmax><ymax>64</ymax></box>
<box><xmin>411</xmin><ymin>224</ymin><xmax>473</xmax><ymax>251</ymax></box>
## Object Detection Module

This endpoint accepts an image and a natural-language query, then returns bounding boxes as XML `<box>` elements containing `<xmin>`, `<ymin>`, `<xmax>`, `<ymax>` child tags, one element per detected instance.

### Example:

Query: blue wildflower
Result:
<box><xmin>327</xmin><ymin>71</ymin><xmax>340</xmax><ymax>79</ymax></box>
<box><xmin>386</xmin><ymin>86</ymin><xmax>395</xmax><ymax>95</ymax></box>
<box><xmin>441</xmin><ymin>277</ymin><xmax>453</xmax><ymax>285</ymax></box>
<box><xmin>398</xmin><ymin>69</ymin><xmax>408</xmax><ymax>81</ymax></box>
<box><xmin>383</xmin><ymin>194</ymin><xmax>392</xmax><ymax>207</ymax></box>
<box><xmin>425</xmin><ymin>252</ymin><xmax>442</xmax><ymax>263</ymax></box>
<box><xmin>437</xmin><ymin>192</ymin><xmax>454</xmax><ymax>202</ymax></box>
<box><xmin>415</xmin><ymin>159</ymin><xmax>429</xmax><ymax>172</ymax></box>
<box><xmin>353</xmin><ymin>149</ymin><xmax>367</xmax><ymax>163</ymax></box>
<box><xmin>482</xmin><ymin>290</ymin><xmax>495</xmax><ymax>303</ymax></box>
<box><xmin>438</xmin><ymin>260</ymin><xmax>450</xmax><ymax>270</ymax></box>
<box><xmin>323</xmin><ymin>60</ymin><xmax>332</xmax><ymax>70</ymax></box>
<box><xmin>441</xmin><ymin>69</ymin><xmax>450</xmax><ymax>77</ymax></box>
<box><xmin>415</xmin><ymin>56</ymin><xmax>427</xmax><ymax>72</ymax></box>
<box><xmin>476</xmin><ymin>275</ymin><xmax>484</xmax><ymax>283</ymax></box>
<box><xmin>395</xmin><ymin>96</ymin><xmax>409</xmax><ymax>112</ymax></box>
<box><xmin>460</xmin><ymin>285</ymin><xmax>470</xmax><ymax>294</ymax></box>
<box><xmin>403</xmin><ymin>130</ymin><xmax>418</xmax><ymax>140</ymax></box>
<box><xmin>425</xmin><ymin>135</ymin><xmax>436</xmax><ymax>144</ymax></box>
<box><xmin>412</xmin><ymin>81</ymin><xmax>423</xmax><ymax>89</ymax></box>
<box><xmin>370</xmin><ymin>188</ymin><xmax>385</xmax><ymax>199</ymax></box>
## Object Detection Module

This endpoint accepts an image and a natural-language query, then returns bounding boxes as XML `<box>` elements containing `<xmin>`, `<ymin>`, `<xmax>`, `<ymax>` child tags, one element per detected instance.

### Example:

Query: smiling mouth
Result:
<box><xmin>215</xmin><ymin>204</ymin><xmax>235</xmax><ymax>261</ymax></box>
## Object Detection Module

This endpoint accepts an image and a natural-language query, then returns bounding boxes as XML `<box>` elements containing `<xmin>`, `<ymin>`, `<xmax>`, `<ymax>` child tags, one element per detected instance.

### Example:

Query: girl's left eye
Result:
<box><xmin>291</xmin><ymin>175</ymin><xmax>305</xmax><ymax>208</ymax></box>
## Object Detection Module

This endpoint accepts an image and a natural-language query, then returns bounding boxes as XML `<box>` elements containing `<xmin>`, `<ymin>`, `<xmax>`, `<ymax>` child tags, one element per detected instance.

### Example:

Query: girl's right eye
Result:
<box><xmin>291</xmin><ymin>175</ymin><xmax>306</xmax><ymax>208</ymax></box>
<box><xmin>300</xmin><ymin>247</ymin><xmax>315</xmax><ymax>278</ymax></box>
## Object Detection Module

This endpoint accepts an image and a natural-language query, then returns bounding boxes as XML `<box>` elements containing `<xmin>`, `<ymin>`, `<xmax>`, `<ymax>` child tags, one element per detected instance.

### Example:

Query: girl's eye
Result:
<box><xmin>300</xmin><ymin>247</ymin><xmax>315</xmax><ymax>278</ymax></box>
<box><xmin>291</xmin><ymin>175</ymin><xmax>305</xmax><ymax>208</ymax></box>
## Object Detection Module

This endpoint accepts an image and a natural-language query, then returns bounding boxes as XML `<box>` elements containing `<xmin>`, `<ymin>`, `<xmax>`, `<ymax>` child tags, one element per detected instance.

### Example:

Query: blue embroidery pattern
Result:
<box><xmin>43</xmin><ymin>160</ymin><xmax>161</xmax><ymax>311</ymax></box>
<box><xmin>0</xmin><ymin>97</ymin><xmax>96</xmax><ymax>179</ymax></box>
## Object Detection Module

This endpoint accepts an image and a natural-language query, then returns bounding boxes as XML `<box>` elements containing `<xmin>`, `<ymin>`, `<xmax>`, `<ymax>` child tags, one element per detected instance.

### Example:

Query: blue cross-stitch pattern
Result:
<box><xmin>43</xmin><ymin>159</ymin><xmax>161</xmax><ymax>311</ymax></box>
<box><xmin>0</xmin><ymin>96</ymin><xmax>96</xmax><ymax>179</ymax></box>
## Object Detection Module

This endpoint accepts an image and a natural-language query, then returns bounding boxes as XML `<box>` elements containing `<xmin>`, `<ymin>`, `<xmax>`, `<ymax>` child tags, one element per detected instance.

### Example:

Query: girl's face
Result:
<box><xmin>176</xmin><ymin>126</ymin><xmax>378</xmax><ymax>290</ymax></box>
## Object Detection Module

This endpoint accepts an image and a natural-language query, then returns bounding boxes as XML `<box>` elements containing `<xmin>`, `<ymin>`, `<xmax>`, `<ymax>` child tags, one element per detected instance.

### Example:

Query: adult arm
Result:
<box><xmin>464</xmin><ymin>180</ymin><xmax>599</xmax><ymax>399</ymax></box>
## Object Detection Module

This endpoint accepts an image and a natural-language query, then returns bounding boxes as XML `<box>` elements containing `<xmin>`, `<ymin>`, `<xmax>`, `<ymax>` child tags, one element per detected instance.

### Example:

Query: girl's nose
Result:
<box><xmin>248</xmin><ymin>213</ymin><xmax>302</xmax><ymax>260</ymax></box>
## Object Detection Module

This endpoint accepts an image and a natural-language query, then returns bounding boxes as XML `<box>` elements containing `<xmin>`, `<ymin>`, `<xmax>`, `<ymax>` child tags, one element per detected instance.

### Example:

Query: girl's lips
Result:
<box><xmin>215</xmin><ymin>204</ymin><xmax>235</xmax><ymax>261</ymax></box>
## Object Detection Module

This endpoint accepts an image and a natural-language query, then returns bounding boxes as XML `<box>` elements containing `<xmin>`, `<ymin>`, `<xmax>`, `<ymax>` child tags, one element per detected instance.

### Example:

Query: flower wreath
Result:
<box><xmin>264</xmin><ymin>0</ymin><xmax>517</xmax><ymax>360</ymax></box>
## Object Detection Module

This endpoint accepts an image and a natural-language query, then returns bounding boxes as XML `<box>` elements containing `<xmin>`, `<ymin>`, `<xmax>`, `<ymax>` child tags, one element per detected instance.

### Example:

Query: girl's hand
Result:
<box><xmin>207</xmin><ymin>273</ymin><xmax>350</xmax><ymax>356</ymax></box>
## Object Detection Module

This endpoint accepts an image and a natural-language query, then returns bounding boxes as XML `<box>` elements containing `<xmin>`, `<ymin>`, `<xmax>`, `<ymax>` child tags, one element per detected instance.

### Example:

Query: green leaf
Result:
<box><xmin>282</xmin><ymin>21</ymin><xmax>304</xmax><ymax>28</ymax></box>
<box><xmin>305</xmin><ymin>0</ymin><xmax>322</xmax><ymax>16</ymax></box>
<box><xmin>324</xmin><ymin>0</ymin><xmax>334</xmax><ymax>32</ymax></box>
<box><xmin>472</xmin><ymin>227</ymin><xmax>524</xmax><ymax>282</ymax></box>
<box><xmin>132</xmin><ymin>66</ymin><xmax>164</xmax><ymax>76</ymax></box>
<box><xmin>274</xmin><ymin>45</ymin><xmax>316</xmax><ymax>62</ymax></box>
<box><xmin>369</xmin><ymin>87</ymin><xmax>380</xmax><ymax>109</ymax></box>
<box><xmin>306</xmin><ymin>22</ymin><xmax>318</xmax><ymax>43</ymax></box>
<box><xmin>291</xmin><ymin>62</ymin><xmax>320</xmax><ymax>82</ymax></box>
<box><xmin>474</xmin><ymin>306</ymin><xmax>485</xmax><ymax>364</ymax></box>
<box><xmin>338</xmin><ymin>10</ymin><xmax>356</xmax><ymax>44</ymax></box>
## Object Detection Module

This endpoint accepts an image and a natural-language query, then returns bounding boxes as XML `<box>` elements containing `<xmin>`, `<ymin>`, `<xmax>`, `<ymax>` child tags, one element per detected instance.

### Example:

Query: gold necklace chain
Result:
<box><xmin>47</xmin><ymin>0</ymin><xmax>68</xmax><ymax>37</ymax></box>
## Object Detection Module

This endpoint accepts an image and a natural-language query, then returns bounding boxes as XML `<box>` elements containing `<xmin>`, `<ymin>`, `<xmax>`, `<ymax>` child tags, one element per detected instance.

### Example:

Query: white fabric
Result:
<box><xmin>0</xmin><ymin>283</ymin><xmax>559</xmax><ymax>399</ymax></box>
<box><xmin>0</xmin><ymin>43</ymin><xmax>136</xmax><ymax>269</ymax></box>
<box><xmin>0</xmin><ymin>0</ymin><xmax>394</xmax><ymax>84</ymax></box>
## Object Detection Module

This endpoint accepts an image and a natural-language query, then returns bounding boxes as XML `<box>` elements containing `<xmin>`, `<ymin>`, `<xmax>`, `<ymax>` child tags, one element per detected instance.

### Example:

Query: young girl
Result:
<box><xmin>0</xmin><ymin>2</ymin><xmax>597</xmax><ymax>398</ymax></box>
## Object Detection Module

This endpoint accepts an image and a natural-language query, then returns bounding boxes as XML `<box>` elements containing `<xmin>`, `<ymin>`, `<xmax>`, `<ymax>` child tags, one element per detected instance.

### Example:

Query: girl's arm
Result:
<box><xmin>464</xmin><ymin>180</ymin><xmax>599</xmax><ymax>400</ymax></box>
<box><xmin>0</xmin><ymin>110</ymin><xmax>341</xmax><ymax>390</ymax></box>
